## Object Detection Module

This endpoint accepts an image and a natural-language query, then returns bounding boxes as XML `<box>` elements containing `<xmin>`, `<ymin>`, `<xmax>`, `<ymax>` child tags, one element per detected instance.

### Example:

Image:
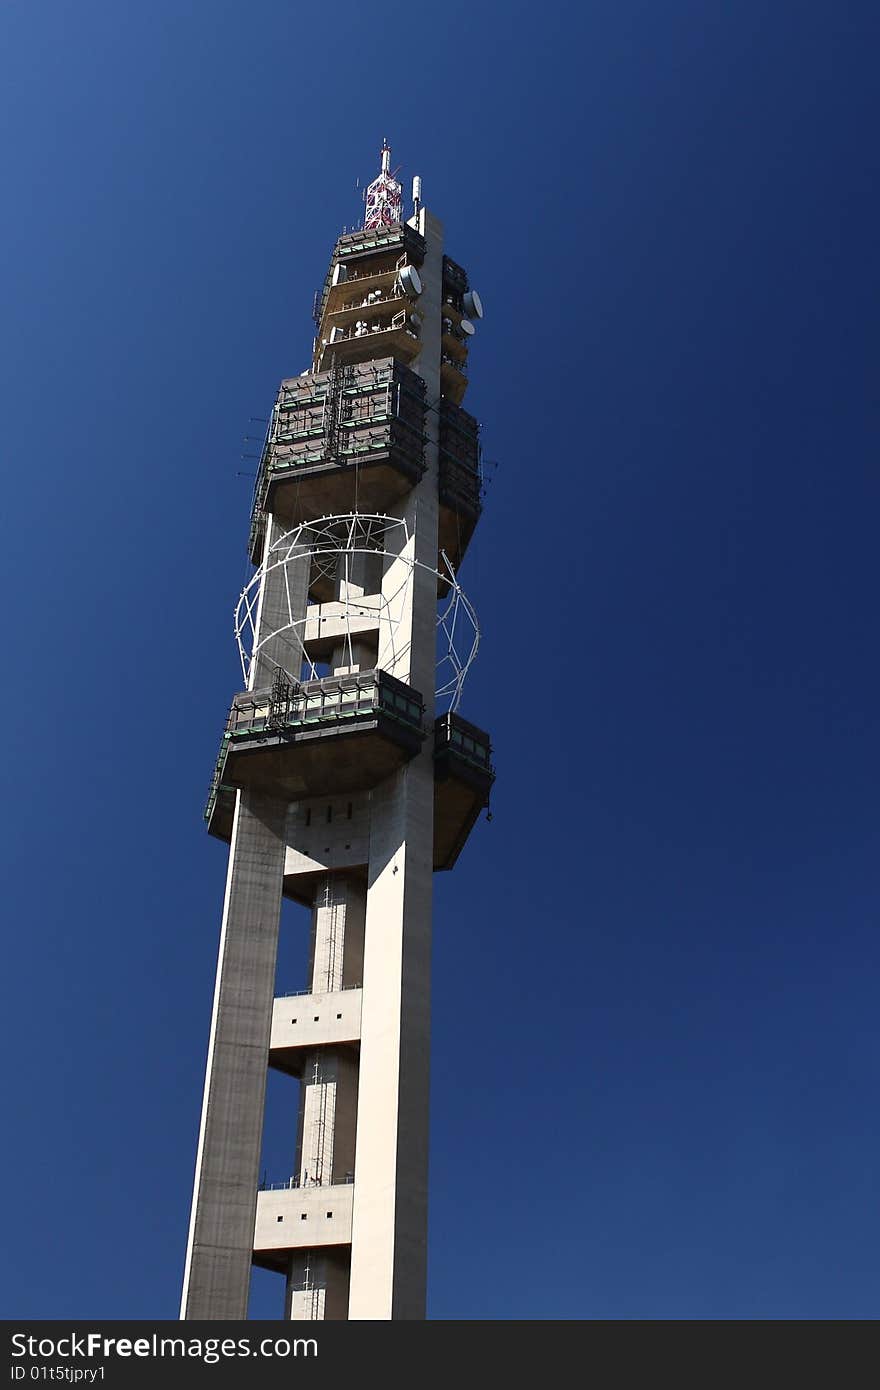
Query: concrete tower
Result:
<box><xmin>181</xmin><ymin>147</ymin><xmax>493</xmax><ymax>1321</ymax></box>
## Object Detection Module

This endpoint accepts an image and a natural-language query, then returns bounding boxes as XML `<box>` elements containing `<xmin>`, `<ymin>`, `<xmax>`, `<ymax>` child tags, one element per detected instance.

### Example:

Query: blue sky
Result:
<box><xmin>1</xmin><ymin>0</ymin><xmax>878</xmax><ymax>1319</ymax></box>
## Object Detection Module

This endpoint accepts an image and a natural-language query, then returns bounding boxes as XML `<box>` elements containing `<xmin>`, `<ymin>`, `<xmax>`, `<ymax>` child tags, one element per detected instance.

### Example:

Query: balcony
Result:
<box><xmin>333</xmin><ymin>222</ymin><xmax>425</xmax><ymax>272</ymax></box>
<box><xmin>253</xmin><ymin>1181</ymin><xmax>354</xmax><ymax>1269</ymax></box>
<box><xmin>314</xmin><ymin>223</ymin><xmax>426</xmax><ymax>326</ymax></box>
<box><xmin>317</xmin><ymin>314</ymin><xmax>422</xmax><ymax>374</ymax></box>
<box><xmin>205</xmin><ymin>669</ymin><xmax>424</xmax><ymax>814</ymax></box>
<box><xmin>440</xmin><ymin>352</ymin><xmax>468</xmax><ymax>406</ymax></box>
<box><xmin>205</xmin><ymin>777</ymin><xmax>236</xmax><ymax>842</ymax></box>
<box><xmin>206</xmin><ymin>700</ymin><xmax>494</xmax><ymax>868</ymax></box>
<box><xmin>269</xmin><ymin>988</ymin><xmax>362</xmax><ymax>1077</ymax></box>
<box><xmin>433</xmin><ymin>712</ymin><xmax>495</xmax><ymax>870</ymax></box>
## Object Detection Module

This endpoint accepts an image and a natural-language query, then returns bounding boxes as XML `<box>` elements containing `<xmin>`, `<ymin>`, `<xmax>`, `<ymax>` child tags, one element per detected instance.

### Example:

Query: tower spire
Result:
<box><xmin>363</xmin><ymin>141</ymin><xmax>402</xmax><ymax>230</ymax></box>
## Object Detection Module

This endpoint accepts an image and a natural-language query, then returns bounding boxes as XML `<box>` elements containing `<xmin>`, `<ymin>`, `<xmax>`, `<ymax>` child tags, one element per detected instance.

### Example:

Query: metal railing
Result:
<box><xmin>259</xmin><ymin>1174</ymin><xmax>355</xmax><ymax>1192</ymax></box>
<box><xmin>228</xmin><ymin>670</ymin><xmax>423</xmax><ymax>740</ymax></box>
<box><xmin>205</xmin><ymin>673</ymin><xmax>424</xmax><ymax>824</ymax></box>
<box><xmin>441</xmin><ymin>352</ymin><xmax>468</xmax><ymax>377</ymax></box>
<box><xmin>328</xmin><ymin>317</ymin><xmax>420</xmax><ymax>345</ymax></box>
<box><xmin>280</xmin><ymin>984</ymin><xmax>361</xmax><ymax>998</ymax></box>
<box><xmin>435</xmin><ymin>711</ymin><xmax>493</xmax><ymax>773</ymax></box>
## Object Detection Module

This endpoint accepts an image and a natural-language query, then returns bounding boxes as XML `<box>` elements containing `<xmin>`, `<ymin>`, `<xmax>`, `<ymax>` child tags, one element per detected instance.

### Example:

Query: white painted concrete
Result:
<box><xmin>186</xmin><ymin>201</ymin><xmax>461</xmax><ymax>1324</ymax></box>
<box><xmin>254</xmin><ymin>1184</ymin><xmax>354</xmax><ymax>1253</ymax></box>
<box><xmin>270</xmin><ymin>988</ymin><xmax>362</xmax><ymax>1055</ymax></box>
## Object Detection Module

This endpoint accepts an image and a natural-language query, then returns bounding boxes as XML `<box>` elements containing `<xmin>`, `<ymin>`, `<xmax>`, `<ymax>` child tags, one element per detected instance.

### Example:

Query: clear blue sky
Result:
<box><xmin>1</xmin><ymin>0</ymin><xmax>878</xmax><ymax>1320</ymax></box>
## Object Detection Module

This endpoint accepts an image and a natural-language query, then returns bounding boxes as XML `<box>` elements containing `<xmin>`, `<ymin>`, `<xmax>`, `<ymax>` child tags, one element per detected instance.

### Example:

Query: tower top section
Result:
<box><xmin>363</xmin><ymin>142</ymin><xmax>402</xmax><ymax>230</ymax></box>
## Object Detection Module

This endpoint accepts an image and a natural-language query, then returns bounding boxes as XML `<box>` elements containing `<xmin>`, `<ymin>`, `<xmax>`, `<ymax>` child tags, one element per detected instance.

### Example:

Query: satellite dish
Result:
<box><xmin>398</xmin><ymin>265</ymin><xmax>423</xmax><ymax>299</ymax></box>
<box><xmin>463</xmin><ymin>289</ymin><xmax>483</xmax><ymax>320</ymax></box>
<box><xmin>460</xmin><ymin>318</ymin><xmax>476</xmax><ymax>336</ymax></box>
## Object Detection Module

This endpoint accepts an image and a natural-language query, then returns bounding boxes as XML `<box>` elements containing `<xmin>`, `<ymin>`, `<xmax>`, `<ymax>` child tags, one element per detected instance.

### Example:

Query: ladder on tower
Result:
<box><xmin>320</xmin><ymin>879</ymin><xmax>342</xmax><ymax>994</ymax></box>
<box><xmin>324</xmin><ymin>357</ymin><xmax>344</xmax><ymax>467</ymax></box>
<box><xmin>267</xmin><ymin>668</ymin><xmax>292</xmax><ymax>730</ymax></box>
<box><xmin>309</xmin><ymin>1053</ymin><xmax>332</xmax><ymax>1189</ymax></box>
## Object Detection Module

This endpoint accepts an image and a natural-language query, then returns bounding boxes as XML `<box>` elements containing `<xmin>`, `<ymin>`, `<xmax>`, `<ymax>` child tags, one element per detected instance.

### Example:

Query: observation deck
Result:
<box><xmin>206</xmin><ymin>694</ymin><xmax>492</xmax><ymax>870</ymax></box>
<box><xmin>205</xmin><ymin>669</ymin><xmax>424</xmax><ymax>828</ymax></box>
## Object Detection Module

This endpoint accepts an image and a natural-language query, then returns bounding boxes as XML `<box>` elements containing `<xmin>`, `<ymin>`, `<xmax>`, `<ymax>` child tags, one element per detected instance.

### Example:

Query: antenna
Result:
<box><xmin>363</xmin><ymin>142</ymin><xmax>403</xmax><ymax>230</ymax></box>
<box><xmin>412</xmin><ymin>175</ymin><xmax>422</xmax><ymax>218</ymax></box>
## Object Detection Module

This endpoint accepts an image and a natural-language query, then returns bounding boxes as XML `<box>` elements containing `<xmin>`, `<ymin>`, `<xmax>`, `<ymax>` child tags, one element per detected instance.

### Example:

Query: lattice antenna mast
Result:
<box><xmin>363</xmin><ymin>141</ymin><xmax>402</xmax><ymax>230</ymax></box>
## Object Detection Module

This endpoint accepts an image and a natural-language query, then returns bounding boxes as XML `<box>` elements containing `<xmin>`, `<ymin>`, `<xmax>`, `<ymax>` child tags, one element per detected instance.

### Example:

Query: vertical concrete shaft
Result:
<box><xmin>330</xmin><ymin>637</ymin><xmax>375</xmax><ymax>675</ymax></box>
<box><xmin>286</xmin><ymin>1252</ymin><xmax>350</xmax><ymax>1321</ymax></box>
<box><xmin>308</xmin><ymin>874</ymin><xmax>366</xmax><ymax>994</ymax></box>
<box><xmin>250</xmin><ymin>515</ymin><xmax>311</xmax><ymax>688</ymax></box>
<box><xmin>331</xmin><ymin>539</ymin><xmax>379</xmax><ymax>674</ymax></box>
<box><xmin>348</xmin><ymin>208</ymin><xmax>443</xmax><ymax>1320</ymax></box>
<box><xmin>295</xmin><ymin>1050</ymin><xmax>359</xmax><ymax>1186</ymax></box>
<box><xmin>181</xmin><ymin>791</ymin><xmax>287</xmax><ymax>1319</ymax></box>
<box><xmin>293</xmin><ymin>875</ymin><xmax>363</xmax><ymax>1195</ymax></box>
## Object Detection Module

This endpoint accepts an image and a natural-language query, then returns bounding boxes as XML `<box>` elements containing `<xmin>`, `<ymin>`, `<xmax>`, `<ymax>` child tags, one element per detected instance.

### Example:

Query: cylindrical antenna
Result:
<box><xmin>412</xmin><ymin>175</ymin><xmax>422</xmax><ymax>216</ymax></box>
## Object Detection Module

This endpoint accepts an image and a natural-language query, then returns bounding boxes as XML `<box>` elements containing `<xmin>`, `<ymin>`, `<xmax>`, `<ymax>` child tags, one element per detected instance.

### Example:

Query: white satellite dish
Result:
<box><xmin>463</xmin><ymin>289</ymin><xmax>483</xmax><ymax>320</ymax></box>
<box><xmin>398</xmin><ymin>265</ymin><xmax>423</xmax><ymax>299</ymax></box>
<box><xmin>460</xmin><ymin>318</ymin><xmax>476</xmax><ymax>336</ymax></box>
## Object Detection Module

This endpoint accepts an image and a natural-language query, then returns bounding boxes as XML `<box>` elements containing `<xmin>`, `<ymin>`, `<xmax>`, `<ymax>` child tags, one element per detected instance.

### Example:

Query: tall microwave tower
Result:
<box><xmin>181</xmin><ymin>145</ymin><xmax>493</xmax><ymax>1321</ymax></box>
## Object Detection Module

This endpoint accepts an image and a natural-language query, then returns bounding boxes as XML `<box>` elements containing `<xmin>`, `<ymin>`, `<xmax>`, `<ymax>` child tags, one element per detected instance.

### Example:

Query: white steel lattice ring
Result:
<box><xmin>234</xmin><ymin>513</ymin><xmax>480</xmax><ymax>712</ymax></box>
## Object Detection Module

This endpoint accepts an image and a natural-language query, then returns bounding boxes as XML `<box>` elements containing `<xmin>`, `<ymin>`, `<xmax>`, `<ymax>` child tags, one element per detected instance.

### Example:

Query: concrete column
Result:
<box><xmin>307</xmin><ymin>874</ymin><xmax>366</xmax><ymax>994</ymax></box>
<box><xmin>286</xmin><ymin>1252</ymin><xmax>350</xmax><ymax>1321</ymax></box>
<box><xmin>331</xmin><ymin>537</ymin><xmax>380</xmax><ymax>674</ymax></box>
<box><xmin>348</xmin><ymin>763</ymin><xmax>434</xmax><ymax>1319</ymax></box>
<box><xmin>292</xmin><ymin>875</ymin><xmax>363</xmax><ymax>1197</ymax></box>
<box><xmin>295</xmin><ymin>1049</ymin><xmax>359</xmax><ymax>1187</ymax></box>
<box><xmin>348</xmin><ymin>208</ymin><xmax>443</xmax><ymax>1321</ymax></box>
<box><xmin>330</xmin><ymin>638</ymin><xmax>376</xmax><ymax>675</ymax></box>
<box><xmin>181</xmin><ymin>790</ymin><xmax>287</xmax><ymax>1319</ymax></box>
<box><xmin>250</xmin><ymin>515</ymin><xmax>311</xmax><ymax>688</ymax></box>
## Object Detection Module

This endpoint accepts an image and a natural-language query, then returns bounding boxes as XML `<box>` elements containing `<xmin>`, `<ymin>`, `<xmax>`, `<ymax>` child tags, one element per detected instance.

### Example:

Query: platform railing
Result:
<box><xmin>259</xmin><ymin>1174</ymin><xmax>355</xmax><ymax>1192</ymax></box>
<box><xmin>228</xmin><ymin>669</ymin><xmax>423</xmax><ymax>740</ymax></box>
<box><xmin>280</xmin><ymin>984</ymin><xmax>361</xmax><ymax>998</ymax></box>
<box><xmin>434</xmin><ymin>711</ymin><xmax>493</xmax><ymax>773</ymax></box>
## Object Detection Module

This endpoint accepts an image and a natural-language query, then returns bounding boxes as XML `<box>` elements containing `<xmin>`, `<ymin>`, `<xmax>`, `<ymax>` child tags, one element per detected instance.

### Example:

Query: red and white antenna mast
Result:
<box><xmin>363</xmin><ymin>141</ymin><xmax>403</xmax><ymax>230</ymax></box>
